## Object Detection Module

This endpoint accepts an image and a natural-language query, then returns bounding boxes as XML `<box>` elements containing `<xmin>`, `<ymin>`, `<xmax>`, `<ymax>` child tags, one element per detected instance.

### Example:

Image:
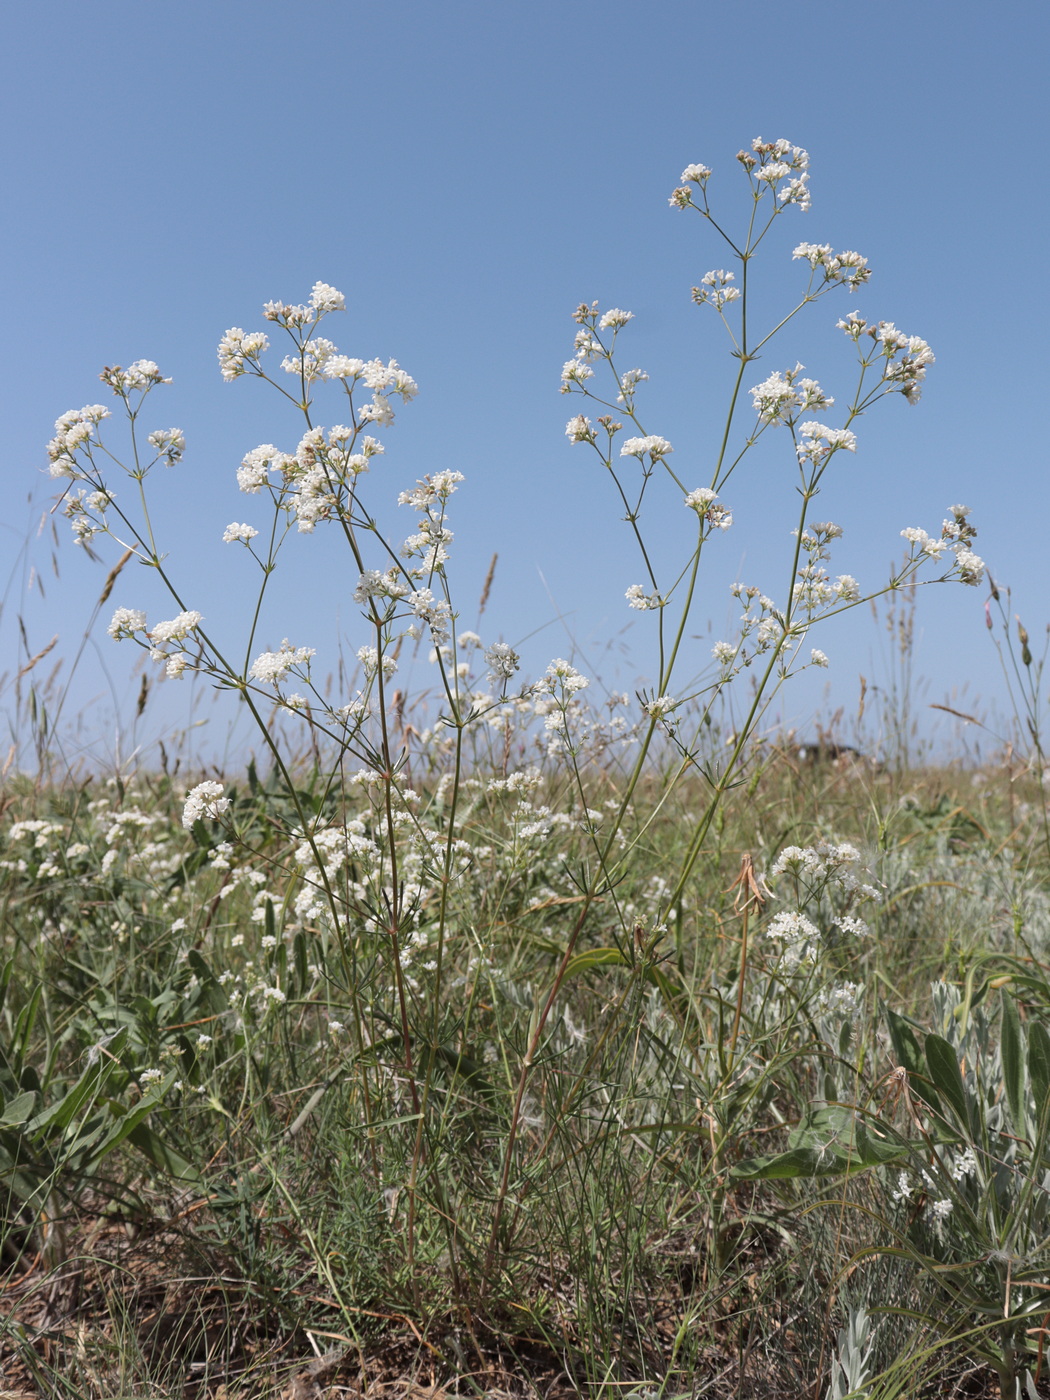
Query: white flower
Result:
<box><xmin>484</xmin><ymin>642</ymin><xmax>520</xmax><ymax>680</ymax></box>
<box><xmin>249</xmin><ymin>642</ymin><xmax>315</xmax><ymax>684</ymax></box>
<box><xmin>626</xmin><ymin>584</ymin><xmax>660</xmax><ymax>611</ymax></box>
<box><xmin>796</xmin><ymin>422</ymin><xmax>857</xmax><ymax>464</ymax></box>
<box><xmin>147</xmin><ymin>428</ymin><xmax>185</xmax><ymax>464</ymax></box>
<box><xmin>108</xmin><ymin>606</ymin><xmax>147</xmax><ymax>641</ymax></box>
<box><xmin>104</xmin><ymin>360</ymin><xmax>170</xmax><ymax>392</ymax></box>
<box><xmin>684</xmin><ymin>488</ymin><xmax>733</xmax><ymax>530</ymax></box>
<box><xmin>834</xmin><ymin>574</ymin><xmax>859</xmax><ymax>601</ymax></box>
<box><xmin>565</xmin><ymin>414</ymin><xmax>595</xmax><ymax>444</ymax></box>
<box><xmin>644</xmin><ymin>695</ymin><xmax>677</xmax><ymax>718</ymax></box>
<box><xmin>767</xmin><ymin>911</ymin><xmax>819</xmax><ymax>945</ymax></box>
<box><xmin>837</xmin><ymin>310</ymin><xmax>867</xmax><ymax>339</ymax></box>
<box><xmin>685</xmin><ymin>487</ymin><xmax>716</xmax><ymax>511</ymax></box>
<box><xmin>238</xmin><ymin>444</ymin><xmax>293</xmax><ymax>493</ymax></box>
<box><xmin>357</xmin><ymin>645</ymin><xmax>397</xmax><ymax>679</ymax></box>
<box><xmin>150</xmin><ymin>610</ymin><xmax>202</xmax><ymax>644</ymax></box>
<box><xmin>218</xmin><ymin>328</ymin><xmax>269</xmax><ymax>380</ymax></box>
<box><xmin>810</xmin><ymin>649</ymin><xmax>829</xmax><ymax>667</ymax></box>
<box><xmin>539</xmin><ymin>658</ymin><xmax>589</xmax><ymax>694</ymax></box>
<box><xmin>408</xmin><ymin>588</ymin><xmax>453</xmax><ymax>641</ymax></box>
<box><xmin>620</xmin><ymin>435</ymin><xmax>673</xmax><ymax>459</ymax></box>
<box><xmin>560</xmin><ymin>357</ymin><xmax>594</xmax><ymax>389</ymax></box>
<box><xmin>712</xmin><ymin>640</ymin><xmax>736</xmax><ymax>664</ymax></box>
<box><xmin>950</xmin><ymin>1147</ymin><xmax>978</xmax><ymax>1180</ymax></box>
<box><xmin>223</xmin><ymin>522</ymin><xmax>259</xmax><ymax>544</ymax></box>
<box><xmin>616</xmin><ymin>368</ymin><xmax>649</xmax><ymax>405</ymax></box>
<box><xmin>691</xmin><ymin>269</ymin><xmax>741</xmax><ymax>311</ymax></box>
<box><xmin>680</xmin><ymin>163</ymin><xmax>711</xmax><ymax>183</ymax></box>
<box><xmin>309</xmin><ymin>281</ymin><xmax>345</xmax><ymax>312</ymax></box>
<box><xmin>598</xmin><ymin>308</ymin><xmax>634</xmax><ymax>330</ymax></box>
<box><xmin>182</xmin><ymin>781</ymin><xmax>230</xmax><ymax>829</ymax></box>
<box><xmin>140</xmin><ymin>1068</ymin><xmax>164</xmax><ymax>1088</ymax></box>
<box><xmin>833</xmin><ymin>915</ymin><xmax>870</xmax><ymax>938</ymax></box>
<box><xmin>954</xmin><ymin>548</ymin><xmax>985</xmax><ymax>586</ymax></box>
<box><xmin>815</xmin><ymin>982</ymin><xmax>862</xmax><ymax>1020</ymax></box>
<box><xmin>750</xmin><ymin>369</ymin><xmax>804</xmax><ymax>425</ymax></box>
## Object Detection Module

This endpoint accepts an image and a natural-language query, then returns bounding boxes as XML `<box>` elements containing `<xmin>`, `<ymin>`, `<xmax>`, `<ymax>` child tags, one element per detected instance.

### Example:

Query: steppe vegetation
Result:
<box><xmin>3</xmin><ymin>138</ymin><xmax>1049</xmax><ymax>1399</ymax></box>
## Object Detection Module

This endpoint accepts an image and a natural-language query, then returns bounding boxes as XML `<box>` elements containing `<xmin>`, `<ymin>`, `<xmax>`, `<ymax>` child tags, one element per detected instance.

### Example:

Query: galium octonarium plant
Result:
<box><xmin>43</xmin><ymin>136</ymin><xmax>986</xmax><ymax>1291</ymax></box>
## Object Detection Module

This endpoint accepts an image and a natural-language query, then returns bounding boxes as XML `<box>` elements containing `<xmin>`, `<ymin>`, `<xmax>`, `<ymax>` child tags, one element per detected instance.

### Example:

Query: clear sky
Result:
<box><xmin>3</xmin><ymin>0</ymin><xmax>1047</xmax><ymax>771</ymax></box>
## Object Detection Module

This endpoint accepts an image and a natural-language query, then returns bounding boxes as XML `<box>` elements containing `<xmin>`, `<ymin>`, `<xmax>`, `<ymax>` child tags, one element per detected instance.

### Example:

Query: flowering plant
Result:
<box><xmin>41</xmin><ymin>137</ymin><xmax>990</xmax><ymax>1306</ymax></box>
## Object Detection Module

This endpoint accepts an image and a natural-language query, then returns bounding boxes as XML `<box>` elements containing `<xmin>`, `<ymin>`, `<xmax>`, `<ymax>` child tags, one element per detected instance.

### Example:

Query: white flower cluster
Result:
<box><xmin>218</xmin><ymin>327</ymin><xmax>271</xmax><ymax>381</ymax></box>
<box><xmin>768</xmin><ymin>840</ymin><xmax>880</xmax><ymax>904</ymax></box>
<box><xmin>46</xmin><ymin>404</ymin><xmax>110</xmax><ymax>479</ymax></box>
<box><xmin>99</xmin><ymin>360</ymin><xmax>171</xmax><ymax>394</ymax></box>
<box><xmin>625</xmin><ymin>584</ymin><xmax>663</xmax><ymax>611</ymax></box>
<box><xmin>750</xmin><ymin>364</ymin><xmax>834</xmax><ymax>426</ymax></box>
<box><xmin>223</xmin><ymin>521</ymin><xmax>258</xmax><ymax>544</ymax></box>
<box><xmin>398</xmin><ymin>471</ymin><xmax>464</xmax><ymax>574</ymax></box>
<box><xmin>534</xmin><ymin>658</ymin><xmax>589</xmax><ymax>697</ymax></box>
<box><xmin>357</xmin><ymin>645</ymin><xmax>397</xmax><ymax>680</ymax></box>
<box><xmin>220</xmin><ymin>286</ymin><xmax>416</xmax><ymax>447</ymax></box>
<box><xmin>762</xmin><ymin>841</ymin><xmax>880</xmax><ymax>971</ymax></box>
<box><xmin>484</xmin><ymin>642</ymin><xmax>520</xmax><ymax>682</ymax></box>
<box><xmin>747</xmin><ymin>137</ymin><xmax>811</xmax><ymax>208</ymax></box>
<box><xmin>901</xmin><ymin>505</ymin><xmax>984</xmax><ymax>586</ymax></box>
<box><xmin>237</xmin><ymin>443</ymin><xmax>294</xmax><ymax>493</ymax></box>
<box><xmin>616</xmin><ymin>367</ymin><xmax>649</xmax><ymax>409</ymax></box>
<box><xmin>684</xmin><ymin>487</ymin><xmax>733</xmax><ymax>530</ymax></box>
<box><xmin>249</xmin><ymin>641</ymin><xmax>315</xmax><ymax>685</ymax></box>
<box><xmin>559</xmin><ymin>302</ymin><xmax>646</xmax><ymax>407</ymax></box>
<box><xmin>815</xmin><ymin>981</ymin><xmax>862</xmax><ymax>1020</ymax></box>
<box><xmin>792</xmin><ymin>243</ymin><xmax>871</xmax><ymax>291</ymax></box>
<box><xmin>643</xmin><ymin>695</ymin><xmax>677</xmax><ymax>719</ymax></box>
<box><xmin>62</xmin><ymin>485</ymin><xmax>115</xmax><ymax>547</ymax></box>
<box><xmin>233</xmin><ymin>427</ymin><xmax>390</xmax><ymax>534</ymax></box>
<box><xmin>353</xmin><ymin>568</ymin><xmax>409</xmax><ymax>604</ymax></box>
<box><xmin>107</xmin><ymin>607</ymin><xmax>147</xmax><ymax>640</ymax></box>
<box><xmin>146</xmin><ymin>428</ymin><xmax>185</xmax><ymax>466</ymax></box>
<box><xmin>766</xmin><ymin>910</ymin><xmax>821</xmax><ymax>968</ymax></box>
<box><xmin>691</xmin><ymin>269</ymin><xmax>741</xmax><ymax>312</ymax></box>
<box><xmin>837</xmin><ymin>314</ymin><xmax>935</xmax><ymax>404</ymax></box>
<box><xmin>790</xmin><ymin>523</ymin><xmax>858</xmax><ymax>615</ymax></box>
<box><xmin>671</xmin><ymin>137</ymin><xmax>808</xmax><ymax>210</ymax></box>
<box><xmin>408</xmin><ymin>588</ymin><xmax>453</xmax><ymax>643</ymax></box>
<box><xmin>795</xmin><ymin>421</ymin><xmax>857</xmax><ymax>466</ymax></box>
<box><xmin>182</xmin><ymin>781</ymin><xmax>230</xmax><ymax>830</ymax></box>
<box><xmin>150</xmin><ymin>610</ymin><xmax>202</xmax><ymax>645</ymax></box>
<box><xmin>620</xmin><ymin>435</ymin><xmax>673</xmax><ymax>461</ymax></box>
<box><xmin>565</xmin><ymin>414</ymin><xmax>596</xmax><ymax>444</ymax></box>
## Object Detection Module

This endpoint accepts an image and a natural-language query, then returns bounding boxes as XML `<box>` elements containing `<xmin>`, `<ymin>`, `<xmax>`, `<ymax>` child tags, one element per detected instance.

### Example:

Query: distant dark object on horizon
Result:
<box><xmin>795</xmin><ymin>741</ymin><xmax>879</xmax><ymax>770</ymax></box>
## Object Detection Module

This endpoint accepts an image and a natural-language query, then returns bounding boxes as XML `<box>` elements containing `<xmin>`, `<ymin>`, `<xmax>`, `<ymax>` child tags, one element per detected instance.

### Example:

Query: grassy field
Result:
<box><xmin>9</xmin><ymin>140</ymin><xmax>1049</xmax><ymax>1399</ymax></box>
<box><xmin>3</xmin><ymin>729</ymin><xmax>1050</xmax><ymax>1400</ymax></box>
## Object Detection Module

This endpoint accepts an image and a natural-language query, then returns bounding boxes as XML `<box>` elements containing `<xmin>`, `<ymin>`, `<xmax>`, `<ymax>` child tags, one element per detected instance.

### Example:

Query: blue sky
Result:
<box><xmin>3</xmin><ymin>0</ymin><xmax>1046</xmax><ymax>770</ymax></box>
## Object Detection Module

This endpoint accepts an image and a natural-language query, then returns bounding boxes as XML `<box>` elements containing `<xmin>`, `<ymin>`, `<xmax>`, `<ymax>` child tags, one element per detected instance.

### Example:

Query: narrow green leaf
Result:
<box><xmin>1000</xmin><ymin>990</ymin><xmax>1026</xmax><ymax>1131</ymax></box>
<box><xmin>1028</xmin><ymin>1020</ymin><xmax>1050</xmax><ymax>1108</ymax></box>
<box><xmin>564</xmin><ymin>947</ymin><xmax>631</xmax><ymax>977</ymax></box>
<box><xmin>924</xmin><ymin>1034</ymin><xmax>969</xmax><ymax>1126</ymax></box>
<box><xmin>13</xmin><ymin>985</ymin><xmax>42</xmax><ymax>1063</ymax></box>
<box><xmin>731</xmin><ymin>1147</ymin><xmax>847</xmax><ymax>1180</ymax></box>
